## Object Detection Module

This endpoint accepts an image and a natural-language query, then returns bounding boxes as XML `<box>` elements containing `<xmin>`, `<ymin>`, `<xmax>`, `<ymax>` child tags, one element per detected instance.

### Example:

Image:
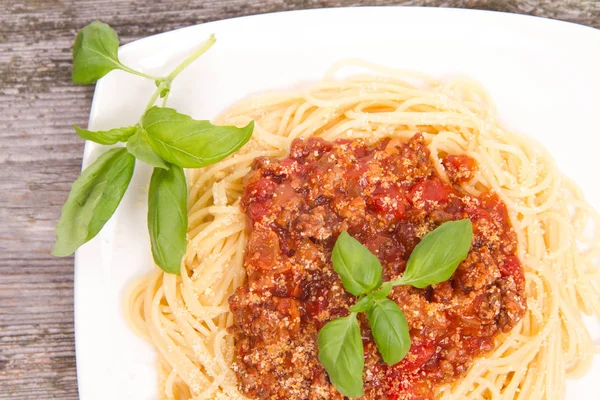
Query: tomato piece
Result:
<box><xmin>500</xmin><ymin>255</ymin><xmax>525</xmax><ymax>292</ymax></box>
<box><xmin>386</xmin><ymin>342</ymin><xmax>436</xmax><ymax>400</ymax></box>
<box><xmin>398</xmin><ymin>342</ymin><xmax>436</xmax><ymax>372</ymax></box>
<box><xmin>245</xmin><ymin>177</ymin><xmax>277</xmax><ymax>203</ymax></box>
<box><xmin>371</xmin><ymin>186</ymin><xmax>408</xmax><ymax>220</ymax></box>
<box><xmin>443</xmin><ymin>154</ymin><xmax>477</xmax><ymax>183</ymax></box>
<box><xmin>480</xmin><ymin>191</ymin><xmax>510</xmax><ymax>228</ymax></box>
<box><xmin>247</xmin><ymin>202</ymin><xmax>270</xmax><ymax>222</ymax></box>
<box><xmin>409</xmin><ymin>178</ymin><xmax>451</xmax><ymax>210</ymax></box>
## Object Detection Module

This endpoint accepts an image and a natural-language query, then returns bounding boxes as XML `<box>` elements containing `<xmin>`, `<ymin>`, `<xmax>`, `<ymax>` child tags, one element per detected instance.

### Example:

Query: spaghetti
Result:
<box><xmin>126</xmin><ymin>61</ymin><xmax>600</xmax><ymax>400</ymax></box>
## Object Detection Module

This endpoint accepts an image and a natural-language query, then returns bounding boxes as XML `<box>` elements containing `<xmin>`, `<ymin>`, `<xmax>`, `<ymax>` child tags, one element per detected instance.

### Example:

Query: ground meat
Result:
<box><xmin>229</xmin><ymin>134</ymin><xmax>527</xmax><ymax>400</ymax></box>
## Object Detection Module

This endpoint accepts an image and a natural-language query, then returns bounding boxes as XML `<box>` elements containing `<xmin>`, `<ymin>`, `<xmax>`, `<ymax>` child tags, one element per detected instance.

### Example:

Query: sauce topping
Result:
<box><xmin>229</xmin><ymin>134</ymin><xmax>526</xmax><ymax>399</ymax></box>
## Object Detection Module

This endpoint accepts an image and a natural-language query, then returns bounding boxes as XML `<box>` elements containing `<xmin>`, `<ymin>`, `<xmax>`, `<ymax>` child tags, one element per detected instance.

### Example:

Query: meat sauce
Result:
<box><xmin>229</xmin><ymin>134</ymin><xmax>526</xmax><ymax>400</ymax></box>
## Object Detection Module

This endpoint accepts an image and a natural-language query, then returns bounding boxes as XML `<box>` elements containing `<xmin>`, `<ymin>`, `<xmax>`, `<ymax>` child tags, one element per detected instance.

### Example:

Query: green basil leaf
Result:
<box><xmin>72</xmin><ymin>21</ymin><xmax>124</xmax><ymax>84</ymax></box>
<box><xmin>317</xmin><ymin>313</ymin><xmax>364</xmax><ymax>398</ymax></box>
<box><xmin>348</xmin><ymin>296</ymin><xmax>373</xmax><ymax>313</ymax></box>
<box><xmin>74</xmin><ymin>125</ymin><xmax>137</xmax><ymax>145</ymax></box>
<box><xmin>148</xmin><ymin>164</ymin><xmax>187</xmax><ymax>274</ymax></box>
<box><xmin>395</xmin><ymin>219</ymin><xmax>473</xmax><ymax>288</ymax></box>
<box><xmin>331</xmin><ymin>231</ymin><xmax>382</xmax><ymax>296</ymax></box>
<box><xmin>126</xmin><ymin>129</ymin><xmax>169</xmax><ymax>169</ymax></box>
<box><xmin>371</xmin><ymin>282</ymin><xmax>392</xmax><ymax>299</ymax></box>
<box><xmin>366</xmin><ymin>298</ymin><xmax>411</xmax><ymax>366</ymax></box>
<box><xmin>141</xmin><ymin>106</ymin><xmax>254</xmax><ymax>168</ymax></box>
<box><xmin>53</xmin><ymin>148</ymin><xmax>135</xmax><ymax>256</ymax></box>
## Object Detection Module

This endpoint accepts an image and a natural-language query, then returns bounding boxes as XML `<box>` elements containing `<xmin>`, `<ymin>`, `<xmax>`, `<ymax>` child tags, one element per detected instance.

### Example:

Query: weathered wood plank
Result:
<box><xmin>1</xmin><ymin>0</ymin><xmax>598</xmax><ymax>398</ymax></box>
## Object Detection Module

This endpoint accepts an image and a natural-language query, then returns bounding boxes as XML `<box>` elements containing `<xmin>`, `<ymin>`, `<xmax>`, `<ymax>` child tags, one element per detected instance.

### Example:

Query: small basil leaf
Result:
<box><xmin>348</xmin><ymin>296</ymin><xmax>373</xmax><ymax>313</ymax></box>
<box><xmin>53</xmin><ymin>148</ymin><xmax>135</xmax><ymax>256</ymax></box>
<box><xmin>331</xmin><ymin>231</ymin><xmax>382</xmax><ymax>296</ymax></box>
<box><xmin>366</xmin><ymin>298</ymin><xmax>411</xmax><ymax>366</ymax></box>
<box><xmin>148</xmin><ymin>164</ymin><xmax>187</xmax><ymax>274</ymax></box>
<box><xmin>74</xmin><ymin>125</ymin><xmax>137</xmax><ymax>145</ymax></box>
<box><xmin>126</xmin><ymin>129</ymin><xmax>169</xmax><ymax>169</ymax></box>
<box><xmin>371</xmin><ymin>282</ymin><xmax>392</xmax><ymax>299</ymax></box>
<box><xmin>141</xmin><ymin>106</ymin><xmax>254</xmax><ymax>168</ymax></box>
<box><xmin>395</xmin><ymin>219</ymin><xmax>473</xmax><ymax>288</ymax></box>
<box><xmin>317</xmin><ymin>314</ymin><xmax>364</xmax><ymax>398</ymax></box>
<box><xmin>72</xmin><ymin>21</ymin><xmax>123</xmax><ymax>84</ymax></box>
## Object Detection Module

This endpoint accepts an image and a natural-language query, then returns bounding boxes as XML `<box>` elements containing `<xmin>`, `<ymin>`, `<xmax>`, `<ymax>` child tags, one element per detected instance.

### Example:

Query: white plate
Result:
<box><xmin>75</xmin><ymin>7</ymin><xmax>600</xmax><ymax>400</ymax></box>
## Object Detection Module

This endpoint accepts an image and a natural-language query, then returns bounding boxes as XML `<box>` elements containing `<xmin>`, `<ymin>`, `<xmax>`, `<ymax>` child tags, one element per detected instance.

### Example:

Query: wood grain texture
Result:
<box><xmin>1</xmin><ymin>0</ymin><xmax>598</xmax><ymax>398</ymax></box>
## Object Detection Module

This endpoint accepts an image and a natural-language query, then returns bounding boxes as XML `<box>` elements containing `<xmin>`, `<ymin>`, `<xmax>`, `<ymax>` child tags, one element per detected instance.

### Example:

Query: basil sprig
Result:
<box><xmin>318</xmin><ymin>219</ymin><xmax>473</xmax><ymax>397</ymax></box>
<box><xmin>53</xmin><ymin>21</ymin><xmax>254</xmax><ymax>274</ymax></box>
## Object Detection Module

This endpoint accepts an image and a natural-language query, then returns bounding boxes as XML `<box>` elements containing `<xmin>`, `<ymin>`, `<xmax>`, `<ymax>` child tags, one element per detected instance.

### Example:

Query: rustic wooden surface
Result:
<box><xmin>0</xmin><ymin>0</ymin><xmax>598</xmax><ymax>398</ymax></box>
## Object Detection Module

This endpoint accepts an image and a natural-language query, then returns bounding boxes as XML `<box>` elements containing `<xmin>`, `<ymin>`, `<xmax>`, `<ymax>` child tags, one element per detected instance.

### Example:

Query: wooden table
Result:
<box><xmin>1</xmin><ymin>0</ymin><xmax>598</xmax><ymax>398</ymax></box>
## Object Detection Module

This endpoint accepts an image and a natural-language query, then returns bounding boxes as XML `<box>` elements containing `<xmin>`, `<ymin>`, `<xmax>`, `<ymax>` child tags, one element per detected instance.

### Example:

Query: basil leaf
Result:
<box><xmin>371</xmin><ymin>282</ymin><xmax>392</xmax><ymax>299</ymax></box>
<box><xmin>141</xmin><ymin>107</ymin><xmax>254</xmax><ymax>168</ymax></box>
<box><xmin>74</xmin><ymin>125</ymin><xmax>137</xmax><ymax>145</ymax></box>
<box><xmin>72</xmin><ymin>21</ymin><xmax>123</xmax><ymax>84</ymax></box>
<box><xmin>331</xmin><ymin>231</ymin><xmax>382</xmax><ymax>296</ymax></box>
<box><xmin>53</xmin><ymin>148</ymin><xmax>135</xmax><ymax>256</ymax></box>
<box><xmin>126</xmin><ymin>129</ymin><xmax>169</xmax><ymax>169</ymax></box>
<box><xmin>348</xmin><ymin>296</ymin><xmax>372</xmax><ymax>313</ymax></box>
<box><xmin>317</xmin><ymin>313</ymin><xmax>364</xmax><ymax>398</ymax></box>
<box><xmin>395</xmin><ymin>219</ymin><xmax>473</xmax><ymax>288</ymax></box>
<box><xmin>147</xmin><ymin>164</ymin><xmax>187</xmax><ymax>273</ymax></box>
<box><xmin>366</xmin><ymin>298</ymin><xmax>411</xmax><ymax>366</ymax></box>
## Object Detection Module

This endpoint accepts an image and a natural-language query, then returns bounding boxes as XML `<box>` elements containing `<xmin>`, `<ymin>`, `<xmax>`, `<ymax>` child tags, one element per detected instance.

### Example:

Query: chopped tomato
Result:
<box><xmin>371</xmin><ymin>185</ymin><xmax>408</xmax><ymax>220</ymax></box>
<box><xmin>409</xmin><ymin>178</ymin><xmax>451</xmax><ymax>210</ymax></box>
<box><xmin>500</xmin><ymin>255</ymin><xmax>526</xmax><ymax>292</ymax></box>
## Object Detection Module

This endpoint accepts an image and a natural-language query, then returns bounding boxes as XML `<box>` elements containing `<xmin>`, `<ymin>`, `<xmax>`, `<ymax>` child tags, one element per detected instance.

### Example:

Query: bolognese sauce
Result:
<box><xmin>229</xmin><ymin>134</ymin><xmax>526</xmax><ymax>399</ymax></box>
